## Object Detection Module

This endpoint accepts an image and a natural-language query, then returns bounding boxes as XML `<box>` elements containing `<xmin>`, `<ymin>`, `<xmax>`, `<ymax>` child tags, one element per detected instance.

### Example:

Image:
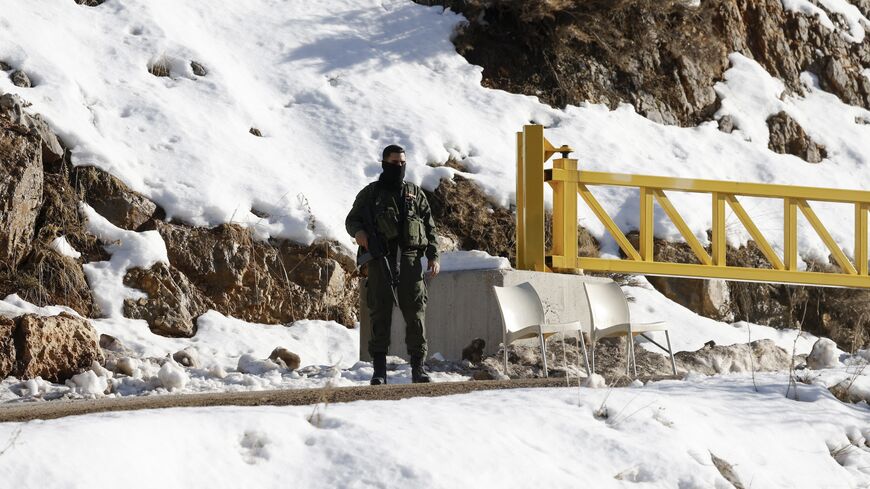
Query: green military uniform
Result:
<box><xmin>345</xmin><ymin>180</ymin><xmax>439</xmax><ymax>359</ymax></box>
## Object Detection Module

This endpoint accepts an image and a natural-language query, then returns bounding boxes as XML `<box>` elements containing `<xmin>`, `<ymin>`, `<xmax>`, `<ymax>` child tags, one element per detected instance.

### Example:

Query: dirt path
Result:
<box><xmin>0</xmin><ymin>375</ymin><xmax>677</xmax><ymax>423</ymax></box>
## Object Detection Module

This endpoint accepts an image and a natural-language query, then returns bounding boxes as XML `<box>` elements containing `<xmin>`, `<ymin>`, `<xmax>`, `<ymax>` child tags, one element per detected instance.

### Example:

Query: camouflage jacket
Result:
<box><xmin>345</xmin><ymin>180</ymin><xmax>439</xmax><ymax>263</ymax></box>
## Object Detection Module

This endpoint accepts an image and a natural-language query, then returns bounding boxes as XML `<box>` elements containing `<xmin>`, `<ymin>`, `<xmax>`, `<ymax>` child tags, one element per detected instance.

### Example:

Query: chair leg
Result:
<box><xmin>503</xmin><ymin>344</ymin><xmax>509</xmax><ymax>379</ymax></box>
<box><xmin>539</xmin><ymin>332</ymin><xmax>549</xmax><ymax>378</ymax></box>
<box><xmin>626</xmin><ymin>324</ymin><xmax>634</xmax><ymax>378</ymax></box>
<box><xmin>578</xmin><ymin>332</ymin><xmax>590</xmax><ymax>377</ymax></box>
<box><xmin>666</xmin><ymin>330</ymin><xmax>677</xmax><ymax>376</ymax></box>
<box><xmin>561</xmin><ymin>332</ymin><xmax>569</xmax><ymax>387</ymax></box>
<box><xmin>590</xmin><ymin>339</ymin><xmax>596</xmax><ymax>375</ymax></box>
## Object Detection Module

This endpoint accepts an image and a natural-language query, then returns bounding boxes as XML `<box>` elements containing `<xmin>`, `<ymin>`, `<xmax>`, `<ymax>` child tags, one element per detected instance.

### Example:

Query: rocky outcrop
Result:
<box><xmin>138</xmin><ymin>220</ymin><xmax>358</xmax><ymax>327</ymax></box>
<box><xmin>122</xmin><ymin>262</ymin><xmax>213</xmax><ymax>337</ymax></box>
<box><xmin>0</xmin><ymin>109</ymin><xmax>42</xmax><ymax>268</ymax></box>
<box><xmin>767</xmin><ymin>111</ymin><xmax>827</xmax><ymax>163</ymax></box>
<box><xmin>426</xmin><ymin>0</ymin><xmax>870</xmax><ymax>126</ymax></box>
<box><xmin>675</xmin><ymin>339</ymin><xmax>793</xmax><ymax>375</ymax></box>
<box><xmin>0</xmin><ymin>313</ymin><xmax>103</xmax><ymax>383</ymax></box>
<box><xmin>73</xmin><ymin>165</ymin><xmax>162</xmax><ymax>231</ymax></box>
<box><xmin>0</xmin><ymin>94</ymin><xmax>104</xmax><ymax>316</ymax></box>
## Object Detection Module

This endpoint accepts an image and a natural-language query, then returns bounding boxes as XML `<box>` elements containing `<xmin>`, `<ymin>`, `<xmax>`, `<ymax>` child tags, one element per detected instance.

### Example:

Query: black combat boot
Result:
<box><xmin>410</xmin><ymin>355</ymin><xmax>431</xmax><ymax>383</ymax></box>
<box><xmin>370</xmin><ymin>353</ymin><xmax>387</xmax><ymax>385</ymax></box>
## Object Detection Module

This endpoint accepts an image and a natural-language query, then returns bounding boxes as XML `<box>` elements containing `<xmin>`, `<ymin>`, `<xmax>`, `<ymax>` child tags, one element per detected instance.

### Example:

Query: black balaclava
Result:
<box><xmin>380</xmin><ymin>161</ymin><xmax>405</xmax><ymax>187</ymax></box>
<box><xmin>379</xmin><ymin>144</ymin><xmax>406</xmax><ymax>188</ymax></box>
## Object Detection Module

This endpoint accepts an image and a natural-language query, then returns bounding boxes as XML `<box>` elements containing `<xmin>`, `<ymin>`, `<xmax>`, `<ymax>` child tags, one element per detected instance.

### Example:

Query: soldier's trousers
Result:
<box><xmin>366</xmin><ymin>247</ymin><xmax>428</xmax><ymax>359</ymax></box>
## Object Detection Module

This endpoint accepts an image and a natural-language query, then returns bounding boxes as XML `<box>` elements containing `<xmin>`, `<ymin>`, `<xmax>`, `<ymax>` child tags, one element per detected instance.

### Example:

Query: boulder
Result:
<box><xmin>269</xmin><ymin>347</ymin><xmax>301</xmax><ymax>370</ymax></box>
<box><xmin>9</xmin><ymin>70</ymin><xmax>31</xmax><ymax>88</ymax></box>
<box><xmin>0</xmin><ymin>108</ymin><xmax>42</xmax><ymax>268</ymax></box>
<box><xmin>0</xmin><ymin>317</ymin><xmax>16</xmax><ymax>378</ymax></box>
<box><xmin>153</xmin><ymin>220</ymin><xmax>357</xmax><ymax>326</ymax></box>
<box><xmin>767</xmin><ymin>111</ymin><xmax>827</xmax><ymax>163</ymax></box>
<box><xmin>73</xmin><ymin>165</ymin><xmax>160</xmax><ymax>231</ymax></box>
<box><xmin>123</xmin><ymin>262</ymin><xmax>213</xmax><ymax>337</ymax></box>
<box><xmin>9</xmin><ymin>313</ymin><xmax>104</xmax><ymax>383</ymax></box>
<box><xmin>675</xmin><ymin>339</ymin><xmax>792</xmax><ymax>375</ymax></box>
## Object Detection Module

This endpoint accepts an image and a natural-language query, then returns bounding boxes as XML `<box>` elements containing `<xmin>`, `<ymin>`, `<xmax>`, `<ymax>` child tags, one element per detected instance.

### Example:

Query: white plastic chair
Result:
<box><xmin>582</xmin><ymin>280</ymin><xmax>677</xmax><ymax>377</ymax></box>
<box><xmin>493</xmin><ymin>282</ymin><xmax>590</xmax><ymax>378</ymax></box>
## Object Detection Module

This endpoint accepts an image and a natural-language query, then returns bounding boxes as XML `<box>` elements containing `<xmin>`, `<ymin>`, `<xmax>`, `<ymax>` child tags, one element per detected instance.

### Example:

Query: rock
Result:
<box><xmin>0</xmin><ymin>61</ymin><xmax>10</xmax><ymax>71</ymax></box>
<box><xmin>675</xmin><ymin>339</ymin><xmax>791</xmax><ymax>375</ymax></box>
<box><xmin>14</xmin><ymin>312</ymin><xmax>104</xmax><ymax>383</ymax></box>
<box><xmin>73</xmin><ymin>165</ymin><xmax>161</xmax><ymax>231</ymax></box>
<box><xmin>115</xmin><ymin>356</ymin><xmax>139</xmax><ymax>377</ymax></box>
<box><xmin>717</xmin><ymin>114</ymin><xmax>735</xmax><ymax>134</ymax></box>
<box><xmin>173</xmin><ymin>347</ymin><xmax>200</xmax><ymax>368</ymax></box>
<box><xmin>190</xmin><ymin>61</ymin><xmax>208</xmax><ymax>76</ymax></box>
<box><xmin>249</xmin><ymin>127</ymin><xmax>262</xmax><ymax>137</ymax></box>
<box><xmin>436</xmin><ymin>0</ymin><xmax>870</xmax><ymax>126</ymax></box>
<box><xmin>461</xmin><ymin>338</ymin><xmax>486</xmax><ymax>364</ymax></box>
<box><xmin>269</xmin><ymin>347</ymin><xmax>301</xmax><ymax>370</ymax></box>
<box><xmin>1</xmin><ymin>93</ymin><xmax>64</xmax><ymax>170</ymax></box>
<box><xmin>75</xmin><ymin>0</ymin><xmax>106</xmax><ymax>5</ymax></box>
<box><xmin>648</xmin><ymin>276</ymin><xmax>733</xmax><ymax>322</ymax></box>
<box><xmin>471</xmin><ymin>370</ymin><xmax>493</xmax><ymax>381</ymax></box>
<box><xmin>807</xmin><ymin>338</ymin><xmax>840</xmax><ymax>369</ymax></box>
<box><xmin>767</xmin><ymin>111</ymin><xmax>827</xmax><ymax>163</ymax></box>
<box><xmin>9</xmin><ymin>70</ymin><xmax>31</xmax><ymax>88</ymax></box>
<box><xmin>0</xmin><ymin>317</ymin><xmax>16</xmax><ymax>378</ymax></box>
<box><xmin>99</xmin><ymin>333</ymin><xmax>126</xmax><ymax>351</ymax></box>
<box><xmin>0</xmin><ymin>109</ymin><xmax>43</xmax><ymax>267</ymax></box>
<box><xmin>123</xmin><ymin>262</ymin><xmax>213</xmax><ymax>337</ymax></box>
<box><xmin>154</xmin><ymin>221</ymin><xmax>357</xmax><ymax>326</ymax></box>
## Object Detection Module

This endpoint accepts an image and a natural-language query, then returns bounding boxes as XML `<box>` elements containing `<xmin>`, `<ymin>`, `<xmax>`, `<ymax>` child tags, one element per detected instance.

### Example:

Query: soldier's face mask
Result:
<box><xmin>381</xmin><ymin>159</ymin><xmax>406</xmax><ymax>186</ymax></box>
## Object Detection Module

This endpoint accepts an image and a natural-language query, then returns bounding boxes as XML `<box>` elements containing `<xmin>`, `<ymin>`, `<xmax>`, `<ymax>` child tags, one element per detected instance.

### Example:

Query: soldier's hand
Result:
<box><xmin>428</xmin><ymin>260</ymin><xmax>440</xmax><ymax>278</ymax></box>
<box><xmin>354</xmin><ymin>231</ymin><xmax>369</xmax><ymax>249</ymax></box>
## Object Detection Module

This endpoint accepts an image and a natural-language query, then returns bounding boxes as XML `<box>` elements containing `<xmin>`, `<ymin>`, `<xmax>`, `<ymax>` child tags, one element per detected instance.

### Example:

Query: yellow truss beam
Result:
<box><xmin>576</xmin><ymin>257</ymin><xmax>870</xmax><ymax>289</ymax></box>
<box><xmin>652</xmin><ymin>190</ymin><xmax>712</xmax><ymax>266</ymax></box>
<box><xmin>796</xmin><ymin>199</ymin><xmax>857</xmax><ymax>274</ymax></box>
<box><xmin>548</xmin><ymin>169</ymin><xmax>870</xmax><ymax>204</ymax></box>
<box><xmin>578</xmin><ymin>184</ymin><xmax>641</xmax><ymax>261</ymax></box>
<box><xmin>724</xmin><ymin>195</ymin><xmax>785</xmax><ymax>270</ymax></box>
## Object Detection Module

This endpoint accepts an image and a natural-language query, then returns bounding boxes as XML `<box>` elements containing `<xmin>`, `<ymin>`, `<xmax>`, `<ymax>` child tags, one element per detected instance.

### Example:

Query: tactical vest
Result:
<box><xmin>371</xmin><ymin>182</ymin><xmax>428</xmax><ymax>250</ymax></box>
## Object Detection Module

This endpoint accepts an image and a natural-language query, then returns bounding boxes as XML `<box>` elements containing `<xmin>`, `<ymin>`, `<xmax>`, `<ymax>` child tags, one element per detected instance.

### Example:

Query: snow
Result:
<box><xmin>1</xmin><ymin>376</ymin><xmax>869</xmax><ymax>487</ymax></box>
<box><xmin>781</xmin><ymin>0</ymin><xmax>870</xmax><ymax>42</ymax></box>
<box><xmin>157</xmin><ymin>359</ymin><xmax>189</xmax><ymax>391</ymax></box>
<box><xmin>0</xmin><ymin>294</ymin><xmax>81</xmax><ymax>319</ymax></box>
<box><xmin>808</xmin><ymin>337</ymin><xmax>842</xmax><ymax>369</ymax></box>
<box><xmin>625</xmin><ymin>277</ymin><xmax>819</xmax><ymax>355</ymax></box>
<box><xmin>2</xmin><ymin>1</ymin><xmax>869</xmax><ymax>273</ymax></box>
<box><xmin>49</xmin><ymin>235</ymin><xmax>82</xmax><ymax>259</ymax></box>
<box><xmin>80</xmin><ymin>202</ymin><xmax>168</xmax><ymax>318</ymax></box>
<box><xmin>428</xmin><ymin>250</ymin><xmax>510</xmax><ymax>272</ymax></box>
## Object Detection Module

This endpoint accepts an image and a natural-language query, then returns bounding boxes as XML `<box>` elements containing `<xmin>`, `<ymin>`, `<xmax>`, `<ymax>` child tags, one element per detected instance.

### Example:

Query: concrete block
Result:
<box><xmin>359</xmin><ymin>269</ymin><xmax>612</xmax><ymax>361</ymax></box>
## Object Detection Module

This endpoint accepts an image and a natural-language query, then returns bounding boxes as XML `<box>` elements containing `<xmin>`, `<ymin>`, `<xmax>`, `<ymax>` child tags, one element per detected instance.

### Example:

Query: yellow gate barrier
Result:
<box><xmin>516</xmin><ymin>125</ymin><xmax>870</xmax><ymax>289</ymax></box>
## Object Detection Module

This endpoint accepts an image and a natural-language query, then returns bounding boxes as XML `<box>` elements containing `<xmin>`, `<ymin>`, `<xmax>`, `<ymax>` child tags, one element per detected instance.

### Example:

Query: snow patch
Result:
<box><xmin>49</xmin><ymin>235</ymin><xmax>81</xmax><ymax>259</ymax></box>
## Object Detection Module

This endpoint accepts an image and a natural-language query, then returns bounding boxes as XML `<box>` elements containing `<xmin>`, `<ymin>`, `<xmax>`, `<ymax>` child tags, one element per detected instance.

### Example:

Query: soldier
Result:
<box><xmin>345</xmin><ymin>144</ymin><xmax>440</xmax><ymax>385</ymax></box>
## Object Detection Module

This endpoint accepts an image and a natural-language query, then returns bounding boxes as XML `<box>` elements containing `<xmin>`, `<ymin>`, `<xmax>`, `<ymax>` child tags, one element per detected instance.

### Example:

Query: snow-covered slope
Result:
<box><xmin>2</xmin><ymin>377</ymin><xmax>869</xmax><ymax>488</ymax></box>
<box><xmin>2</xmin><ymin>0</ymin><xmax>870</xmax><ymax>265</ymax></box>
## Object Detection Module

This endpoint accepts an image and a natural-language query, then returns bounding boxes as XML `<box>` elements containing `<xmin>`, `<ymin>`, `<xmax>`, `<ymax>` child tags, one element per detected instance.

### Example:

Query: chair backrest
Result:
<box><xmin>582</xmin><ymin>280</ymin><xmax>631</xmax><ymax>330</ymax></box>
<box><xmin>492</xmin><ymin>282</ymin><xmax>545</xmax><ymax>334</ymax></box>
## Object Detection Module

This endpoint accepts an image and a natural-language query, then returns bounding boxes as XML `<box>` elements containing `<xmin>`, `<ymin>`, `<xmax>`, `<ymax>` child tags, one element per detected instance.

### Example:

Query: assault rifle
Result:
<box><xmin>356</xmin><ymin>205</ymin><xmax>400</xmax><ymax>306</ymax></box>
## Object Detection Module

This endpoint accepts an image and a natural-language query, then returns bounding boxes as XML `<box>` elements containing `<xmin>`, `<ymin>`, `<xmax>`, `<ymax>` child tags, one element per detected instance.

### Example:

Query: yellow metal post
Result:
<box><xmin>712</xmin><ymin>193</ymin><xmax>726</xmax><ymax>266</ymax></box>
<box><xmin>784</xmin><ymin>198</ymin><xmax>798</xmax><ymax>271</ymax></box>
<box><xmin>551</xmin><ymin>158</ymin><xmax>578</xmax><ymax>269</ymax></box>
<box><xmin>522</xmin><ymin>125</ymin><xmax>546</xmax><ymax>271</ymax></box>
<box><xmin>516</xmin><ymin>131</ymin><xmax>525</xmax><ymax>270</ymax></box>
<box><xmin>857</xmin><ymin>203</ymin><xmax>868</xmax><ymax>275</ymax></box>
<box><xmin>640</xmin><ymin>187</ymin><xmax>654</xmax><ymax>262</ymax></box>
